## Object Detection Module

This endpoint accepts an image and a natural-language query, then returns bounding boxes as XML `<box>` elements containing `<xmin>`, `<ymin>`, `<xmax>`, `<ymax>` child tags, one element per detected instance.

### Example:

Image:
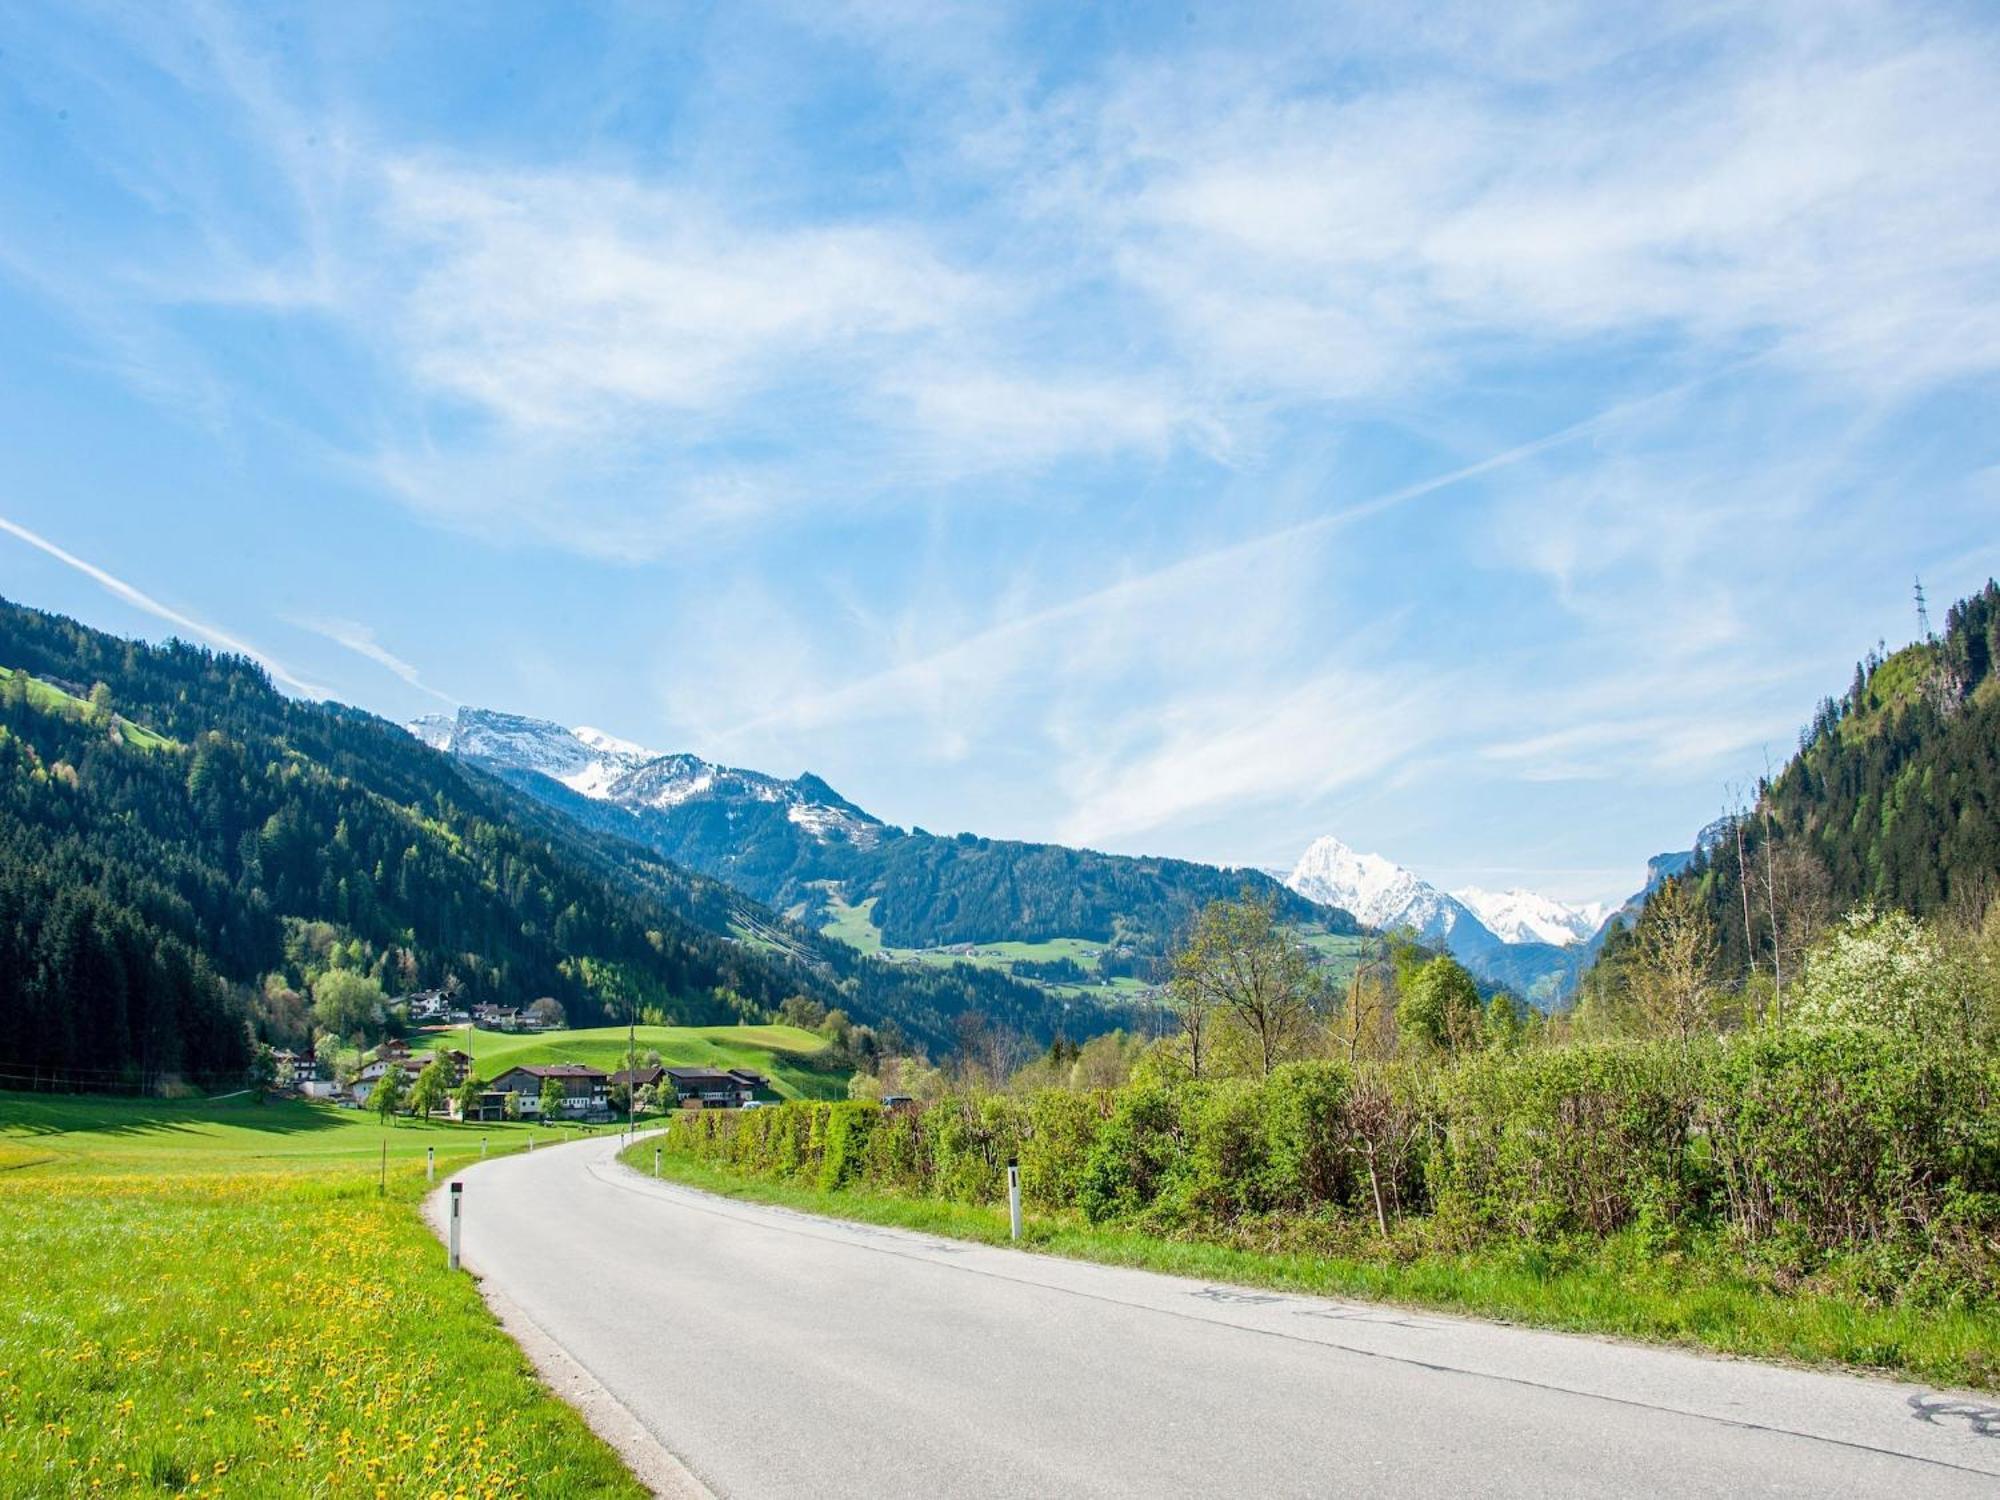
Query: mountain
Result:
<box><xmin>0</xmin><ymin>598</ymin><xmax>1110</xmax><ymax>1085</ymax></box>
<box><xmin>1453</xmin><ymin>887</ymin><xmax>1611</xmax><ymax>947</ymax></box>
<box><xmin>1283</xmin><ymin>835</ymin><xmax>1597</xmax><ymax>1007</ymax></box>
<box><xmin>1285</xmin><ymin>836</ymin><xmax>1488</xmax><ymax>949</ymax></box>
<box><xmin>1612</xmin><ymin>579</ymin><xmax>2000</xmax><ymax>981</ymax></box>
<box><xmin>416</xmin><ymin>707</ymin><xmax>1359</xmax><ymax>971</ymax></box>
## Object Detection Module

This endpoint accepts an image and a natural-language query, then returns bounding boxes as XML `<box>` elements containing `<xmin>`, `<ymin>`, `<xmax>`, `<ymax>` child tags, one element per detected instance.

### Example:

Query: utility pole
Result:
<box><xmin>1761</xmin><ymin>750</ymin><xmax>1785</xmax><ymax>1021</ymax></box>
<box><xmin>1729</xmin><ymin>786</ymin><xmax>1757</xmax><ymax>992</ymax></box>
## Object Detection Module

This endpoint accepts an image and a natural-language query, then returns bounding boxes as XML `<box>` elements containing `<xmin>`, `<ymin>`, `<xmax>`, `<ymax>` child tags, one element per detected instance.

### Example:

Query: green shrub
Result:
<box><xmin>1257</xmin><ymin>1060</ymin><xmax>1355</xmax><ymax>1211</ymax></box>
<box><xmin>817</xmin><ymin>1102</ymin><xmax>879</xmax><ymax>1192</ymax></box>
<box><xmin>1431</xmin><ymin>1042</ymin><xmax>1707</xmax><ymax>1244</ymax></box>
<box><xmin>1077</xmin><ymin>1084</ymin><xmax>1187</xmax><ymax>1224</ymax></box>
<box><xmin>1017</xmin><ymin>1090</ymin><xmax>1107</xmax><ymax>1210</ymax></box>
<box><xmin>650</xmin><ymin>1031</ymin><xmax>2000</xmax><ymax>1305</ymax></box>
<box><xmin>1707</xmin><ymin>1026</ymin><xmax>2000</xmax><ymax>1262</ymax></box>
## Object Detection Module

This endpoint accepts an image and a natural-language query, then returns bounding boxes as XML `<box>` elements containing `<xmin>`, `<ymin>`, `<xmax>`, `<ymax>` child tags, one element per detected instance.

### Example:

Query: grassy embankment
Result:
<box><xmin>0</xmin><ymin>1093</ymin><xmax>645</xmax><ymax>1498</ymax></box>
<box><xmin>409</xmin><ymin>1022</ymin><xmax>848</xmax><ymax>1099</ymax></box>
<box><xmin>619</xmin><ymin>1138</ymin><xmax>2000</xmax><ymax>1392</ymax></box>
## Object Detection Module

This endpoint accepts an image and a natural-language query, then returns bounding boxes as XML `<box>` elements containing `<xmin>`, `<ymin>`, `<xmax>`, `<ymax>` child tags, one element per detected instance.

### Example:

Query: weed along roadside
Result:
<box><xmin>622</xmin><ymin>1043</ymin><xmax>2000</xmax><ymax>1394</ymax></box>
<box><xmin>0</xmin><ymin>1093</ymin><xmax>647</xmax><ymax>1498</ymax></box>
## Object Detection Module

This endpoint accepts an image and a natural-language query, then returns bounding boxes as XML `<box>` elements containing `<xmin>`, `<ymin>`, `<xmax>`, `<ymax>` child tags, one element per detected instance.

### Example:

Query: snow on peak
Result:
<box><xmin>573</xmin><ymin>725</ymin><xmax>661</xmax><ymax>761</ymax></box>
<box><xmin>410</xmin><ymin>704</ymin><xmax>881</xmax><ymax>845</ymax></box>
<box><xmin>1452</xmin><ymin>887</ymin><xmax>1610</xmax><ymax>948</ymax></box>
<box><xmin>1283</xmin><ymin>835</ymin><xmax>1472</xmax><ymax>945</ymax></box>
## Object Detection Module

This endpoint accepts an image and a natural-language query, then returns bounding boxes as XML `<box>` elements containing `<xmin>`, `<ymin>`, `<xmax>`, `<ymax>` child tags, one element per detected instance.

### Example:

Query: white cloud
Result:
<box><xmin>379</xmin><ymin>162</ymin><xmax>982</xmax><ymax>434</ymax></box>
<box><xmin>1056</xmin><ymin>670</ymin><xmax>1440</xmax><ymax>848</ymax></box>
<box><xmin>1023</xmin><ymin>6</ymin><xmax>2000</xmax><ymax>401</ymax></box>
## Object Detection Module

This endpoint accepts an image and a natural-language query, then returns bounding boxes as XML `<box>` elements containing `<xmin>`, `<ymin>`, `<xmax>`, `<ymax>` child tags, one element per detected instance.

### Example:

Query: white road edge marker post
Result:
<box><xmin>427</xmin><ymin>1145</ymin><xmax>436</xmax><ymax>1184</ymax></box>
<box><xmin>654</xmin><ymin>1146</ymin><xmax>661</xmax><ymax>1178</ymax></box>
<box><xmin>1008</xmin><ymin>1156</ymin><xmax>1022</xmax><ymax>1241</ymax></box>
<box><xmin>448</xmin><ymin>1180</ymin><xmax>463</xmax><ymax>1271</ymax></box>
<box><xmin>481</xmin><ymin>1136</ymin><xmax>488</xmax><ymax>1158</ymax></box>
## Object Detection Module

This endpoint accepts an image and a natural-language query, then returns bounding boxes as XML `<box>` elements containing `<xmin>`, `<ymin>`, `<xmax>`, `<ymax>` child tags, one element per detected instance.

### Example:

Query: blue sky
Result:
<box><xmin>2</xmin><ymin>1</ymin><xmax>1996</xmax><ymax>904</ymax></box>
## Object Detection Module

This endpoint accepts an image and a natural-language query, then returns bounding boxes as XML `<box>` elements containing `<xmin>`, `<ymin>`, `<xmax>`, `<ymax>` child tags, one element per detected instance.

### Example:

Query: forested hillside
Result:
<box><xmin>431</xmin><ymin>706</ymin><xmax>1356</xmax><ymax>963</ymax></box>
<box><xmin>861</xmin><ymin>833</ymin><xmax>1347</xmax><ymax>950</ymax></box>
<box><xmin>0</xmin><ymin>599</ymin><xmax>1111</xmax><ymax>1087</ymax></box>
<box><xmin>1597</xmin><ymin>580</ymin><xmax>2000</xmax><ymax>990</ymax></box>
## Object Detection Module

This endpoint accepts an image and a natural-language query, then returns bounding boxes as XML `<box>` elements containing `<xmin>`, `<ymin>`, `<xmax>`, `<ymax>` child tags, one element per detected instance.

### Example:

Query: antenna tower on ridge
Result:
<box><xmin>1915</xmin><ymin>576</ymin><xmax>1933</xmax><ymax>642</ymax></box>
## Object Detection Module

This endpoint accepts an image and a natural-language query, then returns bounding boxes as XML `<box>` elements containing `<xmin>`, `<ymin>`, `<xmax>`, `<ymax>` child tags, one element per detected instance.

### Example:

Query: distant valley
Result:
<box><xmin>414</xmin><ymin>708</ymin><xmax>1656</xmax><ymax>1010</ymax></box>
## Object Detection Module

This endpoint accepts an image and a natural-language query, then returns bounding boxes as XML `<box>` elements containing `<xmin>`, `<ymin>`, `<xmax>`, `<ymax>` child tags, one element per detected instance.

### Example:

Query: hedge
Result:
<box><xmin>654</xmin><ymin>1034</ymin><xmax>2000</xmax><ymax>1297</ymax></box>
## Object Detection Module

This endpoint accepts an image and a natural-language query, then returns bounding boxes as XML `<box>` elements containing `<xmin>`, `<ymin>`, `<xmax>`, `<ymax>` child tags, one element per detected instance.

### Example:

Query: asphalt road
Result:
<box><xmin>429</xmin><ymin>1133</ymin><xmax>2000</xmax><ymax>1499</ymax></box>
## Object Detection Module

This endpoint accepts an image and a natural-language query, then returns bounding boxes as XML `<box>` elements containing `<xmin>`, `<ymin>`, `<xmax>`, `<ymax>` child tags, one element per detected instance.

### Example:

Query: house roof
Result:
<box><xmin>665</xmin><ymin>1067</ymin><xmax>755</xmax><ymax>1087</ymax></box>
<box><xmin>609</xmin><ymin>1065</ymin><xmax>665</xmax><ymax>1087</ymax></box>
<box><xmin>496</xmin><ymin>1063</ymin><xmax>606</xmax><ymax>1081</ymax></box>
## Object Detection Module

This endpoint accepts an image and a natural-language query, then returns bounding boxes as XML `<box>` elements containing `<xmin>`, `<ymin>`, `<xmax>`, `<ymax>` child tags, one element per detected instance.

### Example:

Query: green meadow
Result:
<box><xmin>0</xmin><ymin>1093</ymin><xmax>643</xmax><ymax>1498</ymax></box>
<box><xmin>408</xmin><ymin>1022</ymin><xmax>848</xmax><ymax>1099</ymax></box>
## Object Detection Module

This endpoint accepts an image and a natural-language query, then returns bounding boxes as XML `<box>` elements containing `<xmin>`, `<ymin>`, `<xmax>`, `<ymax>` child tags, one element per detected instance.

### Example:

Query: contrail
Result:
<box><xmin>295</xmin><ymin>616</ymin><xmax>458</xmax><ymax>706</ymax></box>
<box><xmin>0</xmin><ymin>513</ymin><xmax>326</xmax><ymax>697</ymax></box>
<box><xmin>718</xmin><ymin>363</ymin><xmax>1745</xmax><ymax>742</ymax></box>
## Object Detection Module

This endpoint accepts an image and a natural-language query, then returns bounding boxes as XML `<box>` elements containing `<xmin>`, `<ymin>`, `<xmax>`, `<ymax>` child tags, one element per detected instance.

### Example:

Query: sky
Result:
<box><xmin>1</xmin><ymin>1</ymin><xmax>1997</xmax><ymax>906</ymax></box>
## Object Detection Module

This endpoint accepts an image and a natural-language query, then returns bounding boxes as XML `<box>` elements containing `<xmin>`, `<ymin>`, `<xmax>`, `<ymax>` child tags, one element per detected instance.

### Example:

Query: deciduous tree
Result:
<box><xmin>1171</xmin><ymin>894</ymin><xmax>1323</xmax><ymax>1076</ymax></box>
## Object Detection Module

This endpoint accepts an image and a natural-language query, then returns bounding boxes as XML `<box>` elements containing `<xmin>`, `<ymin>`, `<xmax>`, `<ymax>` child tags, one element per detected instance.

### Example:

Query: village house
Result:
<box><xmin>663</xmin><ymin>1067</ymin><xmax>769</xmax><ymax>1109</ymax></box>
<box><xmin>447</xmin><ymin>1088</ymin><xmax>510</xmax><ymax>1123</ymax></box>
<box><xmin>608</xmin><ymin>1064</ymin><xmax>665</xmax><ymax>1096</ymax></box>
<box><xmin>350</xmin><ymin>1056</ymin><xmax>410</xmax><ymax>1107</ymax></box>
<box><xmin>430</xmin><ymin>1049</ymin><xmax>473</xmax><ymax>1085</ymax></box>
<box><xmin>488</xmin><ymin>1063</ymin><xmax>610</xmax><ymax>1120</ymax></box>
<box><xmin>401</xmin><ymin>988</ymin><xmax>452</xmax><ymax>1023</ymax></box>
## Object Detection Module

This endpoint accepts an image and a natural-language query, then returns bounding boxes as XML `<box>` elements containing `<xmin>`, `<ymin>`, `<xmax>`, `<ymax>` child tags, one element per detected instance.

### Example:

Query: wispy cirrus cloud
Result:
<box><xmin>4</xmin><ymin>1</ymin><xmax>1997</xmax><ymax>894</ymax></box>
<box><xmin>293</xmin><ymin>616</ymin><xmax>455</xmax><ymax>705</ymax></box>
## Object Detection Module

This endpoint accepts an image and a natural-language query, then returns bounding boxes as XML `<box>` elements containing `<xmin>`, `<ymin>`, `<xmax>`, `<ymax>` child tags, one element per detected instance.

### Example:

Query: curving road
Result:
<box><xmin>428</xmin><ymin>1133</ymin><xmax>2000</xmax><ymax>1499</ymax></box>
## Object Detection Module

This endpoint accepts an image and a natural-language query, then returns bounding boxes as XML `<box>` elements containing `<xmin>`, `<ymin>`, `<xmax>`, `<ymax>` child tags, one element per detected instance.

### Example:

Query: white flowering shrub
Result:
<box><xmin>1791</xmin><ymin>906</ymin><xmax>1953</xmax><ymax>1036</ymax></box>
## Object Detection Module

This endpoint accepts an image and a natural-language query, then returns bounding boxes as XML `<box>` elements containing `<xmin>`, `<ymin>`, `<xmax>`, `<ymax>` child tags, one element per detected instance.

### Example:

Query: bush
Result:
<box><xmin>1707</xmin><ymin>1026</ymin><xmax>2000</xmax><ymax>1262</ymax></box>
<box><xmin>1257</xmin><ymin>1061</ymin><xmax>1355</xmax><ymax>1211</ymax></box>
<box><xmin>1077</xmin><ymin>1085</ymin><xmax>1188</xmax><ymax>1225</ymax></box>
<box><xmin>817</xmin><ymin>1102</ymin><xmax>879</xmax><ymax>1192</ymax></box>
<box><xmin>650</xmin><ymin>1031</ymin><xmax>2000</xmax><ymax>1304</ymax></box>
<box><xmin>1430</xmin><ymin>1042</ymin><xmax>1707</xmax><ymax>1244</ymax></box>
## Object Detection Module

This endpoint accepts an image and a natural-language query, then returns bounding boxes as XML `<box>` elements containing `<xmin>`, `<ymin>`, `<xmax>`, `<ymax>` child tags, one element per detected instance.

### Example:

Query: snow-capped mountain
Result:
<box><xmin>411</xmin><ymin>708</ymin><xmax>883</xmax><ymax>846</ymax></box>
<box><xmin>1452</xmin><ymin>887</ymin><xmax>1611</xmax><ymax>948</ymax></box>
<box><xmin>1283</xmin><ymin>835</ymin><xmax>1628</xmax><ymax>1006</ymax></box>
<box><xmin>1284</xmin><ymin>836</ymin><xmax>1490</xmax><ymax>951</ymax></box>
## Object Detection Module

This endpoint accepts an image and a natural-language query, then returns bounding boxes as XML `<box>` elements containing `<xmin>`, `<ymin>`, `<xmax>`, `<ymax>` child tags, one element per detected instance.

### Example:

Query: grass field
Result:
<box><xmin>818</xmin><ymin>895</ymin><xmax>1368</xmax><ymax>1008</ymax></box>
<box><xmin>817</xmin><ymin>893</ymin><xmax>883</xmax><ymax>955</ymax></box>
<box><xmin>0</xmin><ymin>1093</ymin><xmax>643</xmax><ymax>1498</ymax></box>
<box><xmin>0</xmin><ymin>666</ymin><xmax>174</xmax><ymax>751</ymax></box>
<box><xmin>409</xmin><ymin>1023</ymin><xmax>848</xmax><ymax>1099</ymax></box>
<box><xmin>817</xmin><ymin>899</ymin><xmax>1161</xmax><ymax>1004</ymax></box>
<box><xmin>624</xmin><ymin>1142</ymin><xmax>2000</xmax><ymax>1393</ymax></box>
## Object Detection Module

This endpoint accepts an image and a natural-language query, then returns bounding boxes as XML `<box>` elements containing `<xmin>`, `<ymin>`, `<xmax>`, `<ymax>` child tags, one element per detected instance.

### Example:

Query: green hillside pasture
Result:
<box><xmin>818</xmin><ymin>893</ymin><xmax>883</xmax><ymax>954</ymax></box>
<box><xmin>875</xmin><ymin>938</ymin><xmax>1152</xmax><ymax>1002</ymax></box>
<box><xmin>1297</xmin><ymin>928</ymin><xmax>1373</xmax><ymax>980</ymax></box>
<box><xmin>411</xmin><ymin>1023</ymin><xmax>849</xmax><ymax>1099</ymax></box>
<box><xmin>0</xmin><ymin>665</ymin><xmax>173</xmax><ymax>751</ymax></box>
<box><xmin>0</xmin><ymin>1092</ymin><xmax>642</xmax><ymax>1497</ymax></box>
